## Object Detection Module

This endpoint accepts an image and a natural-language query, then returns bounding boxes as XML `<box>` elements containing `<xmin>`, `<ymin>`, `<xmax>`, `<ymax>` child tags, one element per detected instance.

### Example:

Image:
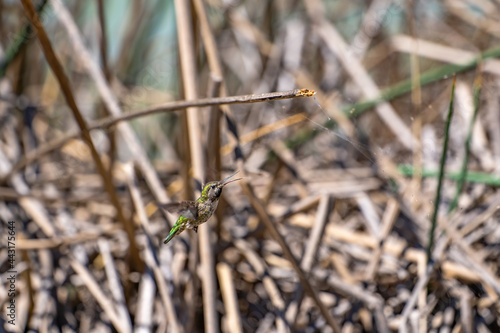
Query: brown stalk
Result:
<box><xmin>98</xmin><ymin>240</ymin><xmax>133</xmax><ymax>331</ymax></box>
<box><xmin>114</xmin><ymin>0</ymin><xmax>147</xmax><ymax>77</ymax></box>
<box><xmin>286</xmin><ymin>195</ymin><xmax>333</xmax><ymax>324</ymax></box>
<box><xmin>192</xmin><ymin>0</ymin><xmax>242</xmax><ymax>165</ymax></box>
<box><xmin>96</xmin><ymin>0</ymin><xmax>110</xmax><ymax>82</ymax></box>
<box><xmin>302</xmin><ymin>0</ymin><xmax>415</xmax><ymax>150</ymax></box>
<box><xmin>124</xmin><ymin>164</ymin><xmax>182</xmax><ymax>333</ymax></box>
<box><xmin>216</xmin><ymin>263</ymin><xmax>244</xmax><ymax>333</ymax></box>
<box><xmin>364</xmin><ymin>198</ymin><xmax>400</xmax><ymax>281</ymax></box>
<box><xmin>220</xmin><ymin>113</ymin><xmax>307</xmax><ymax>156</ymax></box>
<box><xmin>49</xmin><ymin>0</ymin><xmax>176</xmax><ymax>228</ymax></box>
<box><xmin>97</xmin><ymin>89</ymin><xmax>315</xmax><ymax>130</ymax></box>
<box><xmin>19</xmin><ymin>0</ymin><xmax>143</xmax><ymax>272</ymax></box>
<box><xmin>3</xmin><ymin>89</ymin><xmax>315</xmax><ymax>181</ymax></box>
<box><xmin>95</xmin><ymin>0</ymin><xmax>116</xmax><ymax>181</ymax></box>
<box><xmin>69</xmin><ymin>257</ymin><xmax>128</xmax><ymax>332</ymax></box>
<box><xmin>237</xmin><ymin>174</ymin><xmax>342</xmax><ymax>333</ymax></box>
<box><xmin>173</xmin><ymin>1</ymin><xmax>217</xmax><ymax>333</ymax></box>
<box><xmin>234</xmin><ymin>239</ymin><xmax>289</xmax><ymax>331</ymax></box>
<box><xmin>205</xmin><ymin>77</ymin><xmax>224</xmax><ymax>237</ymax></box>
<box><xmin>192</xmin><ymin>0</ymin><xmax>224</xmax><ymax>171</ymax></box>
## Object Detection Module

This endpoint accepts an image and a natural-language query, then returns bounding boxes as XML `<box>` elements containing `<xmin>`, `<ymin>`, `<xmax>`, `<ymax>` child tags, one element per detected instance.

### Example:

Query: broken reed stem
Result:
<box><xmin>3</xmin><ymin>89</ymin><xmax>315</xmax><ymax>181</ymax></box>
<box><xmin>97</xmin><ymin>89</ymin><xmax>315</xmax><ymax>129</ymax></box>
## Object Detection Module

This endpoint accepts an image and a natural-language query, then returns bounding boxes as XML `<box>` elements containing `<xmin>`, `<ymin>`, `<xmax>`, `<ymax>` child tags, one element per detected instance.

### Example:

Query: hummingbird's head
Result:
<box><xmin>201</xmin><ymin>171</ymin><xmax>243</xmax><ymax>200</ymax></box>
<box><xmin>202</xmin><ymin>181</ymin><xmax>222</xmax><ymax>199</ymax></box>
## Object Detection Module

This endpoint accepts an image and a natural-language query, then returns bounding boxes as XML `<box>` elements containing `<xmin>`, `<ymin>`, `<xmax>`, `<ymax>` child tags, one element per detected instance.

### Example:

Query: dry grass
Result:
<box><xmin>1</xmin><ymin>0</ymin><xmax>499</xmax><ymax>332</ymax></box>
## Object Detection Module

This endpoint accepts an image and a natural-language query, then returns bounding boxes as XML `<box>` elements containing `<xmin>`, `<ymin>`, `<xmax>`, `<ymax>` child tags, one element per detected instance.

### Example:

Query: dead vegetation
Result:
<box><xmin>1</xmin><ymin>0</ymin><xmax>500</xmax><ymax>332</ymax></box>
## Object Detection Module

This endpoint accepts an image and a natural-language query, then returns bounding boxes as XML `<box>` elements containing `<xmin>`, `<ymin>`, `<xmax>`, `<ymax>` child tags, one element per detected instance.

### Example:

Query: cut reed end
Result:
<box><xmin>296</xmin><ymin>89</ymin><xmax>316</xmax><ymax>97</ymax></box>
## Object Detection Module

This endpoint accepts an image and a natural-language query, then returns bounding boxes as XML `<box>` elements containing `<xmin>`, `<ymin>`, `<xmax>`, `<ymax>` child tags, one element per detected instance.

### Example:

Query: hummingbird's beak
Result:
<box><xmin>219</xmin><ymin>170</ymin><xmax>244</xmax><ymax>187</ymax></box>
<box><xmin>220</xmin><ymin>177</ymin><xmax>244</xmax><ymax>187</ymax></box>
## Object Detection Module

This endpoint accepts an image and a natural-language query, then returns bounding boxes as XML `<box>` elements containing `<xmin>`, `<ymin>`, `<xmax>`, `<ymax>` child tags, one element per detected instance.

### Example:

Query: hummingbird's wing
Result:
<box><xmin>157</xmin><ymin>201</ymin><xmax>198</xmax><ymax>220</ymax></box>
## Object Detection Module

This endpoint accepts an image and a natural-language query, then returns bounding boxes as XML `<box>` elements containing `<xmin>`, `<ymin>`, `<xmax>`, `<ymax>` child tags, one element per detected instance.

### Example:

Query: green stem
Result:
<box><xmin>426</xmin><ymin>75</ymin><xmax>456</xmax><ymax>264</ymax></box>
<box><xmin>397</xmin><ymin>164</ymin><xmax>500</xmax><ymax>187</ymax></box>
<box><xmin>345</xmin><ymin>45</ymin><xmax>500</xmax><ymax>117</ymax></box>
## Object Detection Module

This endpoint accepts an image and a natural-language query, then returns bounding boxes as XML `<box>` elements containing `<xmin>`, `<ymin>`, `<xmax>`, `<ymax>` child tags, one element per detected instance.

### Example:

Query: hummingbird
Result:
<box><xmin>158</xmin><ymin>171</ymin><xmax>243</xmax><ymax>245</ymax></box>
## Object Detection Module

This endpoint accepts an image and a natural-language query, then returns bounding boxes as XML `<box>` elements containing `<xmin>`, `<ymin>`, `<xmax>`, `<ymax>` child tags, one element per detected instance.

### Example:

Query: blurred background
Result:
<box><xmin>1</xmin><ymin>0</ymin><xmax>500</xmax><ymax>332</ymax></box>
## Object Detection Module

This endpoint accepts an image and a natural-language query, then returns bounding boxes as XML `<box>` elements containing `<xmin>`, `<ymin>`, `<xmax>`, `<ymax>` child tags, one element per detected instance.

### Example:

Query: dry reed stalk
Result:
<box><xmin>4</xmin><ymin>89</ymin><xmax>314</xmax><ymax>181</ymax></box>
<box><xmin>238</xmin><ymin>172</ymin><xmax>342</xmax><ymax>333</ymax></box>
<box><xmin>20</xmin><ymin>0</ymin><xmax>143</xmax><ymax>270</ymax></box>
<box><xmin>124</xmin><ymin>163</ymin><xmax>182</xmax><ymax>333</ymax></box>
<box><xmin>49</xmin><ymin>0</ymin><xmax>176</xmax><ymax>226</ymax></box>
<box><xmin>173</xmin><ymin>2</ymin><xmax>217</xmax><ymax>333</ymax></box>
<box><xmin>3</xmin><ymin>1</ymin><xmax>500</xmax><ymax>332</ymax></box>
<box><xmin>216</xmin><ymin>263</ymin><xmax>244</xmax><ymax>333</ymax></box>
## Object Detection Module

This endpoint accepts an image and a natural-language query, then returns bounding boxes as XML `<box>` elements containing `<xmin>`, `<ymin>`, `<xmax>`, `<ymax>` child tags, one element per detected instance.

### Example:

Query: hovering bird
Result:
<box><xmin>158</xmin><ymin>171</ymin><xmax>243</xmax><ymax>245</ymax></box>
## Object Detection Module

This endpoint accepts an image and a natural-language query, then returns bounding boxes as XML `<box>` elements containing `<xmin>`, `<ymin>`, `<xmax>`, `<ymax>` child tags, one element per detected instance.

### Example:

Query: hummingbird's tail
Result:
<box><xmin>163</xmin><ymin>230</ymin><xmax>177</xmax><ymax>244</ymax></box>
<box><xmin>163</xmin><ymin>228</ymin><xmax>177</xmax><ymax>244</ymax></box>
<box><xmin>163</xmin><ymin>224</ymin><xmax>185</xmax><ymax>245</ymax></box>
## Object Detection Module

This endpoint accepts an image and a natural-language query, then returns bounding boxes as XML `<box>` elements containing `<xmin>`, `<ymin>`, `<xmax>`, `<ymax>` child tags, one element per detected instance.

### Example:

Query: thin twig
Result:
<box><xmin>3</xmin><ymin>89</ymin><xmax>315</xmax><ymax>181</ymax></box>
<box><xmin>99</xmin><ymin>89</ymin><xmax>315</xmax><ymax>129</ymax></box>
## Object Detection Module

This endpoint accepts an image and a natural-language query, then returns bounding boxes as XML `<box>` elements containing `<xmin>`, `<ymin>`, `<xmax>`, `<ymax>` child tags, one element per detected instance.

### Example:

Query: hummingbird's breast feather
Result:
<box><xmin>192</xmin><ymin>200</ymin><xmax>219</xmax><ymax>226</ymax></box>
